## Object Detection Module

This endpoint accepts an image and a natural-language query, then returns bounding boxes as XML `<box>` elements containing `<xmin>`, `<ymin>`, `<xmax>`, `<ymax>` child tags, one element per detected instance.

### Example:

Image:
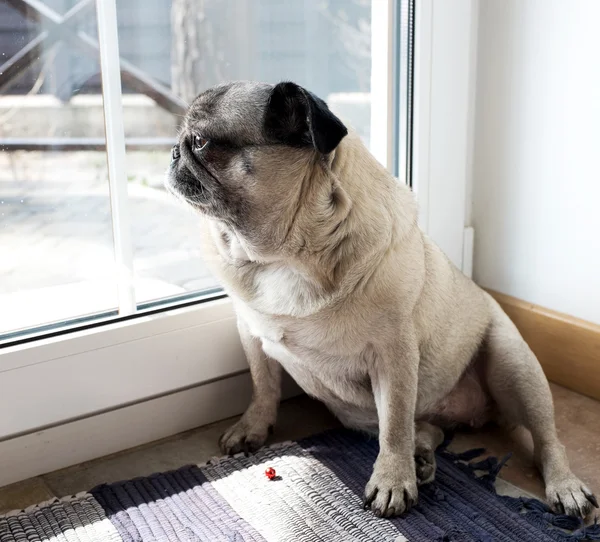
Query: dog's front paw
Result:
<box><xmin>363</xmin><ymin>454</ymin><xmax>418</xmax><ymax>517</ymax></box>
<box><xmin>218</xmin><ymin>414</ymin><xmax>273</xmax><ymax>456</ymax></box>
<box><xmin>546</xmin><ymin>475</ymin><xmax>598</xmax><ymax>518</ymax></box>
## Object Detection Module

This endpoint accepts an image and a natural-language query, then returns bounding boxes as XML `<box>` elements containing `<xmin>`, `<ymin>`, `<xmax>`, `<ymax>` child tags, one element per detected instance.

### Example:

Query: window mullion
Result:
<box><xmin>95</xmin><ymin>0</ymin><xmax>136</xmax><ymax>315</ymax></box>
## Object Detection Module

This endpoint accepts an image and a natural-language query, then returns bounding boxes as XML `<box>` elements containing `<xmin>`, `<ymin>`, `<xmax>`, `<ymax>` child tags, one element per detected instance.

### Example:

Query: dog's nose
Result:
<box><xmin>171</xmin><ymin>144</ymin><xmax>180</xmax><ymax>162</ymax></box>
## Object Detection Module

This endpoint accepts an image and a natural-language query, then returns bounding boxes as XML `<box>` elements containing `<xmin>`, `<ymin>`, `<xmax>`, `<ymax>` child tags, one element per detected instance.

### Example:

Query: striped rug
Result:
<box><xmin>1</xmin><ymin>429</ymin><xmax>598</xmax><ymax>541</ymax></box>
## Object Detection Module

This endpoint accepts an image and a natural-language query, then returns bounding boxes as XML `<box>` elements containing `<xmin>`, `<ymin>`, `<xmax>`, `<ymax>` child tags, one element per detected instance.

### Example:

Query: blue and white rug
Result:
<box><xmin>1</xmin><ymin>429</ymin><xmax>598</xmax><ymax>541</ymax></box>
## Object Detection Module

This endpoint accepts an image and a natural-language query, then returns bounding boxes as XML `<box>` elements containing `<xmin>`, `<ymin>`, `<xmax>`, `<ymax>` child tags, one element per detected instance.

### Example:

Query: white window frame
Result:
<box><xmin>0</xmin><ymin>0</ymin><xmax>478</xmax><ymax>487</ymax></box>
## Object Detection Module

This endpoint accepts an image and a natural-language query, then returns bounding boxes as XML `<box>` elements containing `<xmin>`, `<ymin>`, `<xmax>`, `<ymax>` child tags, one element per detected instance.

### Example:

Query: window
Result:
<box><xmin>0</xmin><ymin>0</ymin><xmax>402</xmax><ymax>346</ymax></box>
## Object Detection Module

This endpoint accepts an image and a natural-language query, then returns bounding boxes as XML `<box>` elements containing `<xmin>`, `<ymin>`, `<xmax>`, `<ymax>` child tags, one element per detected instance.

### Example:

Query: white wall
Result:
<box><xmin>471</xmin><ymin>0</ymin><xmax>600</xmax><ymax>325</ymax></box>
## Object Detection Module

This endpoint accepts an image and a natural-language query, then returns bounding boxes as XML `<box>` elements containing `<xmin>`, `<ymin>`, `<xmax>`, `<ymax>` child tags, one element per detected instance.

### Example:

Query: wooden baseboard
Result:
<box><xmin>488</xmin><ymin>290</ymin><xmax>600</xmax><ymax>401</ymax></box>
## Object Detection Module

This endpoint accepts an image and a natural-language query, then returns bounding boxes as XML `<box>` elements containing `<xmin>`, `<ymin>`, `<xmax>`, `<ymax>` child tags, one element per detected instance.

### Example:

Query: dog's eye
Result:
<box><xmin>193</xmin><ymin>135</ymin><xmax>209</xmax><ymax>151</ymax></box>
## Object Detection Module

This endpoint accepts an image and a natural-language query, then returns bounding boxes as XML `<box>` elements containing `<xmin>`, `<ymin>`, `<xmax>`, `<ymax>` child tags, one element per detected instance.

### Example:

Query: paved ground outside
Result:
<box><xmin>0</xmin><ymin>150</ymin><xmax>220</xmax><ymax>335</ymax></box>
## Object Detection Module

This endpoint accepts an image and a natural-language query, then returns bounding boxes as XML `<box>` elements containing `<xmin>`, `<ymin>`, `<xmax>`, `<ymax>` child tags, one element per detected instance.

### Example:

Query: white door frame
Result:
<box><xmin>412</xmin><ymin>0</ymin><xmax>478</xmax><ymax>275</ymax></box>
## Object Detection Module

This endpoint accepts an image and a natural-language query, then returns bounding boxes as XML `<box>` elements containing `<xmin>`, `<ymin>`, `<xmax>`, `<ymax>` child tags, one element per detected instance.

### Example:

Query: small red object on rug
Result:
<box><xmin>265</xmin><ymin>467</ymin><xmax>276</xmax><ymax>480</ymax></box>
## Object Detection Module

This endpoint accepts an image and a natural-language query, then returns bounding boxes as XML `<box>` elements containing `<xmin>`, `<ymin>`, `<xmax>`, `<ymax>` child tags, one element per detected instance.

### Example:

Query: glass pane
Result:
<box><xmin>114</xmin><ymin>0</ymin><xmax>373</xmax><ymax>305</ymax></box>
<box><xmin>0</xmin><ymin>0</ymin><xmax>119</xmax><ymax>340</ymax></box>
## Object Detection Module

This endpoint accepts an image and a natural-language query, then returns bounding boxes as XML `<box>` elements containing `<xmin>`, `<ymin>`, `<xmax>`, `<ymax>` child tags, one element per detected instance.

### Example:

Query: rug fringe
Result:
<box><xmin>440</xmin><ymin>447</ymin><xmax>600</xmax><ymax>541</ymax></box>
<box><xmin>199</xmin><ymin>439</ymin><xmax>296</xmax><ymax>467</ymax></box>
<box><xmin>0</xmin><ymin>491</ymin><xmax>91</xmax><ymax>519</ymax></box>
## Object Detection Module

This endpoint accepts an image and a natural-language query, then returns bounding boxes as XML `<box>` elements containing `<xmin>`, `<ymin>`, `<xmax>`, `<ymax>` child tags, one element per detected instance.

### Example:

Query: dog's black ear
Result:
<box><xmin>264</xmin><ymin>82</ymin><xmax>348</xmax><ymax>154</ymax></box>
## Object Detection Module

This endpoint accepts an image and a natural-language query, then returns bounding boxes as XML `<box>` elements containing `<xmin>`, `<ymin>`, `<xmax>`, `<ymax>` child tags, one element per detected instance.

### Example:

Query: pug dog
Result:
<box><xmin>166</xmin><ymin>81</ymin><xmax>597</xmax><ymax>518</ymax></box>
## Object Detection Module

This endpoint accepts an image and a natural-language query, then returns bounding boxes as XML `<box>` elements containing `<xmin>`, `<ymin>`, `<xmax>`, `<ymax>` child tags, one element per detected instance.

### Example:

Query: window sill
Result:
<box><xmin>0</xmin><ymin>298</ymin><xmax>245</xmax><ymax>440</ymax></box>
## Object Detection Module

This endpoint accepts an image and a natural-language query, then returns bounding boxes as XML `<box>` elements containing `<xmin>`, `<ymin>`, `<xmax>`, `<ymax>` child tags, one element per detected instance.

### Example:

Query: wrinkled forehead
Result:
<box><xmin>184</xmin><ymin>81</ymin><xmax>273</xmax><ymax>146</ymax></box>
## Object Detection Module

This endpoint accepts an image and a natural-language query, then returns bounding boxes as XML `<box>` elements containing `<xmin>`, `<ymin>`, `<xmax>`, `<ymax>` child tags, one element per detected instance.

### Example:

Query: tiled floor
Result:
<box><xmin>1</xmin><ymin>382</ymin><xmax>599</xmax><ymax>515</ymax></box>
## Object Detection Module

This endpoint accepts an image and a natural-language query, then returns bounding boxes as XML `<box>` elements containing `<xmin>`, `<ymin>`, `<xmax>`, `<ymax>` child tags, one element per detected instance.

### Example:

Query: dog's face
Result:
<box><xmin>165</xmin><ymin>81</ymin><xmax>348</xmax><ymax>243</ymax></box>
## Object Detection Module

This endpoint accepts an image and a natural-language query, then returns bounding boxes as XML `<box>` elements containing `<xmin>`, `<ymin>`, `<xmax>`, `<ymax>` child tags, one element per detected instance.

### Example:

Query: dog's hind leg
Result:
<box><xmin>414</xmin><ymin>421</ymin><xmax>444</xmax><ymax>486</ymax></box>
<box><xmin>482</xmin><ymin>295</ymin><xmax>598</xmax><ymax>517</ymax></box>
